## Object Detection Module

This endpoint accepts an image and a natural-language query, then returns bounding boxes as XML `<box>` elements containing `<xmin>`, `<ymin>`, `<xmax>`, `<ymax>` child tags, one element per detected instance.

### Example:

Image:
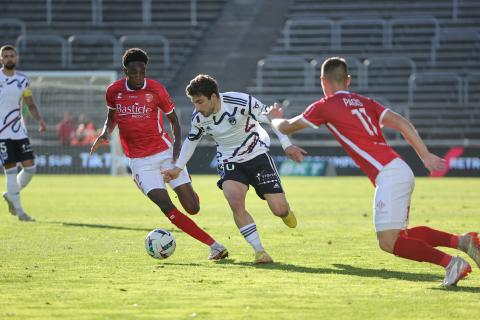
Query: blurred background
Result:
<box><xmin>2</xmin><ymin>0</ymin><xmax>479</xmax><ymax>177</ymax></box>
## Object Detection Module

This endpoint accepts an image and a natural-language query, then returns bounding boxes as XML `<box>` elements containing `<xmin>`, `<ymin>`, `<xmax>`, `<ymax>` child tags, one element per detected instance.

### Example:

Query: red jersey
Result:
<box><xmin>302</xmin><ymin>91</ymin><xmax>400</xmax><ymax>185</ymax></box>
<box><xmin>105</xmin><ymin>78</ymin><xmax>175</xmax><ymax>158</ymax></box>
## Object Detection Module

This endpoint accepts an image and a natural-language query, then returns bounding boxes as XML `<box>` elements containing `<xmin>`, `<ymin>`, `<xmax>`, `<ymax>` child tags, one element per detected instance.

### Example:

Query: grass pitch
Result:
<box><xmin>0</xmin><ymin>175</ymin><xmax>479</xmax><ymax>319</ymax></box>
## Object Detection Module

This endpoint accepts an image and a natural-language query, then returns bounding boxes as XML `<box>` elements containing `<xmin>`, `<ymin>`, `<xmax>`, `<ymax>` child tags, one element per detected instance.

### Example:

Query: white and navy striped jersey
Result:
<box><xmin>0</xmin><ymin>70</ymin><xmax>30</xmax><ymax>139</ymax></box>
<box><xmin>175</xmin><ymin>92</ymin><xmax>291</xmax><ymax>168</ymax></box>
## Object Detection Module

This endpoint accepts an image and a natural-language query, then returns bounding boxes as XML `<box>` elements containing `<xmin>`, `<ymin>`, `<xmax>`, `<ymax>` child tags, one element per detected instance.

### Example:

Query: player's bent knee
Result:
<box><xmin>183</xmin><ymin>202</ymin><xmax>200</xmax><ymax>215</ymax></box>
<box><xmin>270</xmin><ymin>202</ymin><xmax>289</xmax><ymax>217</ymax></box>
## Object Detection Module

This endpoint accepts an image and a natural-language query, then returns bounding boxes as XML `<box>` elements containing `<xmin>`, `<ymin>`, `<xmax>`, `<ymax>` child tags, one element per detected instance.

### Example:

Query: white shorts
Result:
<box><xmin>128</xmin><ymin>150</ymin><xmax>191</xmax><ymax>195</ymax></box>
<box><xmin>373</xmin><ymin>158</ymin><xmax>415</xmax><ymax>232</ymax></box>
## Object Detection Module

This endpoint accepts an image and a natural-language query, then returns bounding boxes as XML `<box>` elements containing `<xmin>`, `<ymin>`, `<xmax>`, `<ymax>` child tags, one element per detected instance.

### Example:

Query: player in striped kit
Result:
<box><xmin>267</xmin><ymin>57</ymin><xmax>480</xmax><ymax>286</ymax></box>
<box><xmin>163</xmin><ymin>74</ymin><xmax>307</xmax><ymax>264</ymax></box>
<box><xmin>91</xmin><ymin>49</ymin><xmax>228</xmax><ymax>260</ymax></box>
<box><xmin>0</xmin><ymin>45</ymin><xmax>46</xmax><ymax>222</ymax></box>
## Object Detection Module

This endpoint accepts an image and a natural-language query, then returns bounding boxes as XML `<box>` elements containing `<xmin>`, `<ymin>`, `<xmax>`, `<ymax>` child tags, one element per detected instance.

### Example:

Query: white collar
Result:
<box><xmin>125</xmin><ymin>78</ymin><xmax>146</xmax><ymax>91</ymax></box>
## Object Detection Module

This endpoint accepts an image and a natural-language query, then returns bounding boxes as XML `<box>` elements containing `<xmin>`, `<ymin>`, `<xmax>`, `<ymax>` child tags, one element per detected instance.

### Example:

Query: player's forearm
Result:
<box><xmin>175</xmin><ymin>138</ymin><xmax>200</xmax><ymax>169</ymax></box>
<box><xmin>26</xmin><ymin>103</ymin><xmax>43</xmax><ymax>122</ymax></box>
<box><xmin>271</xmin><ymin>118</ymin><xmax>293</xmax><ymax>135</ymax></box>
<box><xmin>398</xmin><ymin>120</ymin><xmax>430</xmax><ymax>160</ymax></box>
<box><xmin>270</xmin><ymin>124</ymin><xmax>292</xmax><ymax>149</ymax></box>
<box><xmin>102</xmin><ymin>110</ymin><xmax>117</xmax><ymax>135</ymax></box>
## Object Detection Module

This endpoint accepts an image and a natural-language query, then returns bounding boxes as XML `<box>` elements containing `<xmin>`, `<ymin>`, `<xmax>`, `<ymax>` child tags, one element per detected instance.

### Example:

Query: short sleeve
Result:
<box><xmin>157</xmin><ymin>84</ymin><xmax>175</xmax><ymax>114</ymax></box>
<box><xmin>301</xmin><ymin>101</ymin><xmax>326</xmax><ymax>128</ymax></box>
<box><xmin>369</xmin><ymin>98</ymin><xmax>389</xmax><ymax>126</ymax></box>
<box><xmin>248</xmin><ymin>95</ymin><xmax>267</xmax><ymax>120</ymax></box>
<box><xmin>105</xmin><ymin>85</ymin><xmax>116</xmax><ymax>110</ymax></box>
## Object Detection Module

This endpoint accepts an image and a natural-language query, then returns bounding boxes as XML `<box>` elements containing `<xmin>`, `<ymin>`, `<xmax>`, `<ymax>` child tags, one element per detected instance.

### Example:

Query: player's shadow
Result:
<box><xmin>218</xmin><ymin>260</ymin><xmax>443</xmax><ymax>282</ymax></box>
<box><xmin>430</xmin><ymin>286</ymin><xmax>480</xmax><ymax>293</ymax></box>
<box><xmin>41</xmin><ymin>221</ymin><xmax>177</xmax><ymax>233</ymax></box>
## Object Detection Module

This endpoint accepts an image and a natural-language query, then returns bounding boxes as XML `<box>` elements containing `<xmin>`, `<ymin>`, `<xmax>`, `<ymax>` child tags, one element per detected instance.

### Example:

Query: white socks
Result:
<box><xmin>17</xmin><ymin>165</ymin><xmax>36</xmax><ymax>190</ymax></box>
<box><xmin>5</xmin><ymin>167</ymin><xmax>23</xmax><ymax>212</ymax></box>
<box><xmin>239</xmin><ymin>223</ymin><xmax>264</xmax><ymax>252</ymax></box>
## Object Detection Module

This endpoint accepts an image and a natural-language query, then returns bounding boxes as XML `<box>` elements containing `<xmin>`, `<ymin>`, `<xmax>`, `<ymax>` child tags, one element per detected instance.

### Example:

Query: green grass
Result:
<box><xmin>0</xmin><ymin>175</ymin><xmax>479</xmax><ymax>319</ymax></box>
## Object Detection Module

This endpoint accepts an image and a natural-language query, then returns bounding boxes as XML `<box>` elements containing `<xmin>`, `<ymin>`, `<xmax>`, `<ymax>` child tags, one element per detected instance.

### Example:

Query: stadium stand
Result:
<box><xmin>3</xmin><ymin>0</ymin><xmax>228</xmax><ymax>147</ymax></box>
<box><xmin>3</xmin><ymin>0</ymin><xmax>227</xmax><ymax>86</ymax></box>
<box><xmin>2</xmin><ymin>0</ymin><xmax>479</xmax><ymax>145</ymax></box>
<box><xmin>247</xmin><ymin>0</ymin><xmax>480</xmax><ymax>141</ymax></box>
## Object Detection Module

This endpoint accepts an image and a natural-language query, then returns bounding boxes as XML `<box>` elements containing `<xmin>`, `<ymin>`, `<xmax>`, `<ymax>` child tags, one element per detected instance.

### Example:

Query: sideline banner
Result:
<box><xmin>31</xmin><ymin>145</ymin><xmax>480</xmax><ymax>177</ymax></box>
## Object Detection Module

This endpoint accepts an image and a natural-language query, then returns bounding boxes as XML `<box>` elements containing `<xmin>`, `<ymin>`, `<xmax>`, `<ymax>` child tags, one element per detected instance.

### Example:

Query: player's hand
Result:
<box><xmin>285</xmin><ymin>145</ymin><xmax>307</xmax><ymax>163</ymax></box>
<box><xmin>90</xmin><ymin>133</ymin><xmax>109</xmax><ymax>155</ymax></box>
<box><xmin>38</xmin><ymin>119</ymin><xmax>46</xmax><ymax>133</ymax></box>
<box><xmin>266</xmin><ymin>103</ymin><xmax>284</xmax><ymax>120</ymax></box>
<box><xmin>162</xmin><ymin>167</ymin><xmax>182</xmax><ymax>183</ymax></box>
<box><xmin>422</xmin><ymin>153</ymin><xmax>447</xmax><ymax>172</ymax></box>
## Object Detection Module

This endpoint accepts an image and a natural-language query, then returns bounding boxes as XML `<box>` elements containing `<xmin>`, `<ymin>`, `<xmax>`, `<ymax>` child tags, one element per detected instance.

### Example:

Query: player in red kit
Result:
<box><xmin>267</xmin><ymin>57</ymin><xmax>480</xmax><ymax>286</ymax></box>
<box><xmin>91</xmin><ymin>48</ymin><xmax>228</xmax><ymax>260</ymax></box>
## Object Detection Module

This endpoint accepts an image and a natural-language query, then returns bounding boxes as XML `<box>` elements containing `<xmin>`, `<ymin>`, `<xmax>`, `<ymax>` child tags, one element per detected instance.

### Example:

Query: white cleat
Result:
<box><xmin>458</xmin><ymin>232</ymin><xmax>480</xmax><ymax>268</ymax></box>
<box><xmin>3</xmin><ymin>192</ymin><xmax>16</xmax><ymax>216</ymax></box>
<box><xmin>442</xmin><ymin>256</ymin><xmax>472</xmax><ymax>287</ymax></box>
<box><xmin>208</xmin><ymin>244</ymin><xmax>228</xmax><ymax>260</ymax></box>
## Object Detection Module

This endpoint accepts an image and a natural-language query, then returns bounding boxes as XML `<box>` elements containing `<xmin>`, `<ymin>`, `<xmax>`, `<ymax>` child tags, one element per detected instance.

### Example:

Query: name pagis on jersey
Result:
<box><xmin>116</xmin><ymin>102</ymin><xmax>152</xmax><ymax>117</ymax></box>
<box><xmin>342</xmin><ymin>98</ymin><xmax>364</xmax><ymax>107</ymax></box>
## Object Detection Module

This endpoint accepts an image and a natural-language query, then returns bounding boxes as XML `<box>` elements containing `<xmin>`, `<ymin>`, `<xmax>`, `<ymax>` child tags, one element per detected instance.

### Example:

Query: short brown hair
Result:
<box><xmin>186</xmin><ymin>74</ymin><xmax>219</xmax><ymax>99</ymax></box>
<box><xmin>321</xmin><ymin>57</ymin><xmax>348</xmax><ymax>83</ymax></box>
<box><xmin>0</xmin><ymin>44</ymin><xmax>17</xmax><ymax>55</ymax></box>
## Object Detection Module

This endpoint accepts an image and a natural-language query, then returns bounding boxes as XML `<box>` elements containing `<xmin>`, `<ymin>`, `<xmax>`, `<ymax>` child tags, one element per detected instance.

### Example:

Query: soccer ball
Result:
<box><xmin>145</xmin><ymin>228</ymin><xmax>176</xmax><ymax>259</ymax></box>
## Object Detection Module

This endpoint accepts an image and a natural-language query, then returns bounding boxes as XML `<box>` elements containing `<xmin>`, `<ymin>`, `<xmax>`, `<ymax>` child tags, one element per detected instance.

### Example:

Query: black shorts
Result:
<box><xmin>217</xmin><ymin>153</ymin><xmax>284</xmax><ymax>200</ymax></box>
<box><xmin>0</xmin><ymin>138</ymin><xmax>35</xmax><ymax>165</ymax></box>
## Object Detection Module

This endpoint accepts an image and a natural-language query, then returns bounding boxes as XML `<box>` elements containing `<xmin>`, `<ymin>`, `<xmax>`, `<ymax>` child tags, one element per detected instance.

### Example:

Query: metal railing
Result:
<box><xmin>283</xmin><ymin>18</ymin><xmax>334</xmax><ymax>49</ymax></box>
<box><xmin>255</xmin><ymin>56</ymin><xmax>313</xmax><ymax>92</ymax></box>
<box><xmin>464</xmin><ymin>73</ymin><xmax>480</xmax><ymax>104</ymax></box>
<box><xmin>119</xmin><ymin>34</ymin><xmax>170</xmax><ymax>67</ymax></box>
<box><xmin>0</xmin><ymin>18</ymin><xmax>27</xmax><ymax>50</ymax></box>
<box><xmin>408</xmin><ymin>72</ymin><xmax>464</xmax><ymax>110</ymax></box>
<box><xmin>283</xmin><ymin>15</ymin><xmax>441</xmax><ymax>52</ymax></box>
<box><xmin>363</xmin><ymin>56</ymin><xmax>416</xmax><ymax>90</ymax></box>
<box><xmin>386</xmin><ymin>16</ymin><xmax>440</xmax><ymax>49</ymax></box>
<box><xmin>67</xmin><ymin>33</ymin><xmax>121</xmax><ymax>68</ymax></box>
<box><xmin>430</xmin><ymin>30</ymin><xmax>480</xmax><ymax>66</ymax></box>
<box><xmin>15</xmin><ymin>34</ymin><xmax>68</xmax><ymax>68</ymax></box>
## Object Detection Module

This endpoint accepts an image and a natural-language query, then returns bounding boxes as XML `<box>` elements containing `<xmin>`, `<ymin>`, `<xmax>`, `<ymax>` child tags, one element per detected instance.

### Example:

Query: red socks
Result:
<box><xmin>166</xmin><ymin>208</ymin><xmax>215</xmax><ymax>246</ymax></box>
<box><xmin>393</xmin><ymin>233</ymin><xmax>452</xmax><ymax>268</ymax></box>
<box><xmin>406</xmin><ymin>226</ymin><xmax>459</xmax><ymax>248</ymax></box>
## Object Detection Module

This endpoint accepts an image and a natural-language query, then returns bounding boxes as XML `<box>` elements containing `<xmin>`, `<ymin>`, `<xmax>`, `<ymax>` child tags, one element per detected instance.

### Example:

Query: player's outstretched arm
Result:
<box><xmin>267</xmin><ymin>103</ymin><xmax>309</xmax><ymax>135</ymax></box>
<box><xmin>90</xmin><ymin>109</ymin><xmax>116</xmax><ymax>155</ymax></box>
<box><xmin>382</xmin><ymin>110</ymin><xmax>446</xmax><ymax>172</ymax></box>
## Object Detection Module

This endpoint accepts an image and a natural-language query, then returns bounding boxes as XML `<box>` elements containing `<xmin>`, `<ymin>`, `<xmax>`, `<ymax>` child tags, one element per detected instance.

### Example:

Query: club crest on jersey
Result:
<box><xmin>116</xmin><ymin>92</ymin><xmax>123</xmax><ymax>99</ymax></box>
<box><xmin>145</xmin><ymin>93</ymin><xmax>154</xmax><ymax>103</ymax></box>
<box><xmin>228</xmin><ymin>117</ymin><xmax>236</xmax><ymax>125</ymax></box>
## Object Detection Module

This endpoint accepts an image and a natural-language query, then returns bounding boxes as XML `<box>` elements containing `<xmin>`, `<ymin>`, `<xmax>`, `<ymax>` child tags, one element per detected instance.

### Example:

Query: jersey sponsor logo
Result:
<box><xmin>255</xmin><ymin>170</ymin><xmax>279</xmax><ymax>185</ymax></box>
<box><xmin>343</xmin><ymin>98</ymin><xmax>364</xmax><ymax>107</ymax></box>
<box><xmin>115</xmin><ymin>103</ymin><xmax>152</xmax><ymax>116</ymax></box>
